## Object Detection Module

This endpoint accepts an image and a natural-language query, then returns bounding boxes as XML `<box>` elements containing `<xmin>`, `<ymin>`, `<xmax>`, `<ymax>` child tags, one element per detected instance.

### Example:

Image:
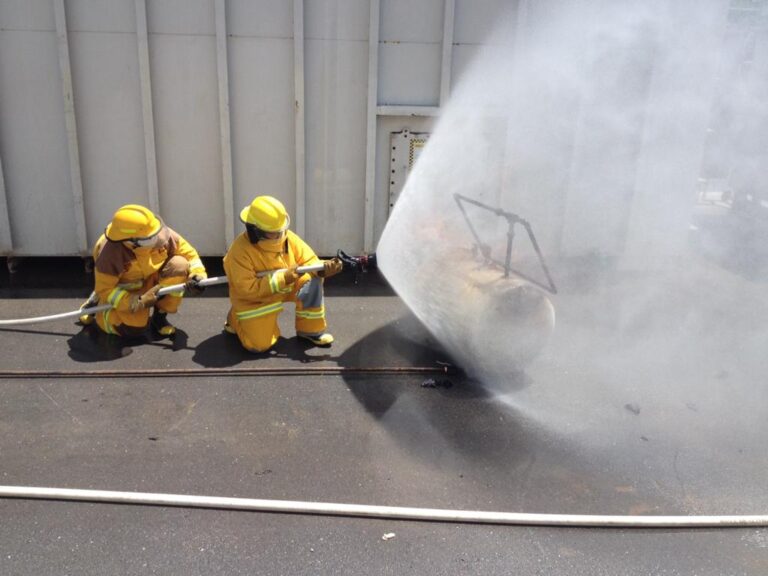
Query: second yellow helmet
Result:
<box><xmin>240</xmin><ymin>196</ymin><xmax>290</xmax><ymax>232</ymax></box>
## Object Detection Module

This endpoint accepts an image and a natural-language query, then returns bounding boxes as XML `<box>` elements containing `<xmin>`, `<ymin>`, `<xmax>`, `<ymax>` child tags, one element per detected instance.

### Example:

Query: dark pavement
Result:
<box><xmin>0</xmin><ymin>263</ymin><xmax>767</xmax><ymax>575</ymax></box>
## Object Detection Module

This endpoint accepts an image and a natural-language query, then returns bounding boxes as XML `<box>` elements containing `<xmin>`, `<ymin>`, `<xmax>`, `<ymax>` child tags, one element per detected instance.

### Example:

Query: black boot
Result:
<box><xmin>150</xmin><ymin>309</ymin><xmax>176</xmax><ymax>337</ymax></box>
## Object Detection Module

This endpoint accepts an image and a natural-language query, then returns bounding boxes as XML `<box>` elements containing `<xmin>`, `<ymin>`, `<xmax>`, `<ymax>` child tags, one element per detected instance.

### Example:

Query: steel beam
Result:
<box><xmin>215</xmin><ymin>0</ymin><xmax>235</xmax><ymax>247</ymax></box>
<box><xmin>293</xmin><ymin>0</ymin><xmax>306</xmax><ymax>237</ymax></box>
<box><xmin>377</xmin><ymin>105</ymin><xmax>441</xmax><ymax>117</ymax></box>
<box><xmin>0</xmin><ymin>149</ymin><xmax>11</xmax><ymax>253</ymax></box>
<box><xmin>135</xmin><ymin>0</ymin><xmax>160</xmax><ymax>214</ymax></box>
<box><xmin>439</xmin><ymin>0</ymin><xmax>455</xmax><ymax>106</ymax></box>
<box><xmin>53</xmin><ymin>0</ymin><xmax>88</xmax><ymax>254</ymax></box>
<box><xmin>363</xmin><ymin>0</ymin><xmax>380</xmax><ymax>252</ymax></box>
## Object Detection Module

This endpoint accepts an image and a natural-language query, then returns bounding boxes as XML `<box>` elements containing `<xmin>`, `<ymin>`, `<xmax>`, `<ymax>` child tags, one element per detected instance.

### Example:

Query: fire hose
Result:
<box><xmin>0</xmin><ymin>251</ymin><xmax>378</xmax><ymax>327</ymax></box>
<box><xmin>0</xmin><ymin>485</ymin><xmax>766</xmax><ymax>527</ymax></box>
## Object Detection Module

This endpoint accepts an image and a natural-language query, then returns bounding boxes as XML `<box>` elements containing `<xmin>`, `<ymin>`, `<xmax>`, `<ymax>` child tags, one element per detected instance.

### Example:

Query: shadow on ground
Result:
<box><xmin>66</xmin><ymin>324</ymin><xmax>188</xmax><ymax>362</ymax></box>
<box><xmin>337</xmin><ymin>313</ymin><xmax>538</xmax><ymax>469</ymax></box>
<box><xmin>192</xmin><ymin>332</ymin><xmax>335</xmax><ymax>367</ymax></box>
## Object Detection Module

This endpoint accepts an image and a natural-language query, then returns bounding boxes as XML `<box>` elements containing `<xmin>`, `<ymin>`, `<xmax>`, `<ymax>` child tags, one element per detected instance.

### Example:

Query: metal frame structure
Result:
<box><xmin>53</xmin><ymin>0</ymin><xmax>88</xmax><ymax>255</ymax></box>
<box><xmin>454</xmin><ymin>194</ymin><xmax>558</xmax><ymax>294</ymax></box>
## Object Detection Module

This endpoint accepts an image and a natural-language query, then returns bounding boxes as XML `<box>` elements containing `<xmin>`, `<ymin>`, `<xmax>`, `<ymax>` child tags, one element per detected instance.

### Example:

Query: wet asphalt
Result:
<box><xmin>0</xmin><ymin>261</ymin><xmax>766</xmax><ymax>575</ymax></box>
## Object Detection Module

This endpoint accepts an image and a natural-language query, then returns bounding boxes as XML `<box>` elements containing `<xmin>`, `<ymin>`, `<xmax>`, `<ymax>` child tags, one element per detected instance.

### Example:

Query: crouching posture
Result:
<box><xmin>80</xmin><ymin>204</ymin><xmax>207</xmax><ymax>337</ymax></box>
<box><xmin>223</xmin><ymin>195</ymin><xmax>342</xmax><ymax>352</ymax></box>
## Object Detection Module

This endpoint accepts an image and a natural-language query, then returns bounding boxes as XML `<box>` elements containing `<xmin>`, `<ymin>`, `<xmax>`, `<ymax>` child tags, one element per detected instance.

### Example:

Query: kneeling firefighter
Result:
<box><xmin>80</xmin><ymin>204</ymin><xmax>207</xmax><ymax>337</ymax></box>
<box><xmin>223</xmin><ymin>195</ymin><xmax>343</xmax><ymax>351</ymax></box>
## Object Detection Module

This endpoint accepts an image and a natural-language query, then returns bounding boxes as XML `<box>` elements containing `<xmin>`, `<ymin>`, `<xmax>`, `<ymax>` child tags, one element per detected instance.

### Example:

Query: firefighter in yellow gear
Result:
<box><xmin>79</xmin><ymin>204</ymin><xmax>207</xmax><ymax>337</ymax></box>
<box><xmin>223</xmin><ymin>195</ymin><xmax>343</xmax><ymax>352</ymax></box>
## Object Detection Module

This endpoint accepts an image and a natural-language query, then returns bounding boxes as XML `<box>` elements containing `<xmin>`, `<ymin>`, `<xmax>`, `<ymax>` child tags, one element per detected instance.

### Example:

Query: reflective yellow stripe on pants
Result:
<box><xmin>295</xmin><ymin>306</ymin><xmax>325</xmax><ymax>320</ymax></box>
<box><xmin>236</xmin><ymin>301</ymin><xmax>284</xmax><ymax>321</ymax></box>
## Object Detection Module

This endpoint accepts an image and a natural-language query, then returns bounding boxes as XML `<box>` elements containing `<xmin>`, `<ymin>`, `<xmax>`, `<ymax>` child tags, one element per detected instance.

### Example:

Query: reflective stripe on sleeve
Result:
<box><xmin>268</xmin><ymin>272</ymin><xmax>292</xmax><ymax>295</ymax></box>
<box><xmin>103</xmin><ymin>310</ymin><xmax>115</xmax><ymax>335</ymax></box>
<box><xmin>188</xmin><ymin>258</ymin><xmax>205</xmax><ymax>272</ymax></box>
<box><xmin>236</xmin><ymin>302</ymin><xmax>284</xmax><ymax>321</ymax></box>
<box><xmin>268</xmin><ymin>273</ymin><xmax>280</xmax><ymax>295</ymax></box>
<box><xmin>107</xmin><ymin>287</ymin><xmax>129</xmax><ymax>308</ymax></box>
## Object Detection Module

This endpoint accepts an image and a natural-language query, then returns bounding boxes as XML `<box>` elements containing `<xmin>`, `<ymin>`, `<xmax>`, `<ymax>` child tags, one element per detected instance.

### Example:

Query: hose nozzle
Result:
<box><xmin>337</xmin><ymin>250</ymin><xmax>377</xmax><ymax>275</ymax></box>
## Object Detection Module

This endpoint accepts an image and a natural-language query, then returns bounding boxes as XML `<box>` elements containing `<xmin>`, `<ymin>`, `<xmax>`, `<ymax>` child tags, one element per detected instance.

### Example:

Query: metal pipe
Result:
<box><xmin>0</xmin><ymin>485</ymin><xmax>766</xmax><ymax>528</ymax></box>
<box><xmin>0</xmin><ymin>365</ymin><xmax>452</xmax><ymax>379</ymax></box>
<box><xmin>0</xmin><ymin>265</ymin><xmax>324</xmax><ymax>327</ymax></box>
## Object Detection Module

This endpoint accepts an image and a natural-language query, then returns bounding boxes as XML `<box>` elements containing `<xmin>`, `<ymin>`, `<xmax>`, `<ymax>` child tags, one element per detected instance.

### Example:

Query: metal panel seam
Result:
<box><xmin>293</xmin><ymin>0</ymin><xmax>306</xmax><ymax>237</ymax></box>
<box><xmin>135</xmin><ymin>0</ymin><xmax>160</xmax><ymax>214</ymax></box>
<box><xmin>215</xmin><ymin>0</ymin><xmax>235</xmax><ymax>248</ymax></box>
<box><xmin>54</xmin><ymin>0</ymin><xmax>88</xmax><ymax>254</ymax></box>
<box><xmin>363</xmin><ymin>0</ymin><xmax>380</xmax><ymax>252</ymax></box>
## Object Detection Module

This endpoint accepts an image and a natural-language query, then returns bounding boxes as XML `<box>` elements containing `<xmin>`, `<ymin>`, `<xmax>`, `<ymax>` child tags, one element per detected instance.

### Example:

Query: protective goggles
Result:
<box><xmin>108</xmin><ymin>219</ymin><xmax>164</xmax><ymax>248</ymax></box>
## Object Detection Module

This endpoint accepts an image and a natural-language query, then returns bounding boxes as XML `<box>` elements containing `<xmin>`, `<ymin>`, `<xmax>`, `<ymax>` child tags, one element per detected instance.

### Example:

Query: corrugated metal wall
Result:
<box><xmin>0</xmin><ymin>0</ymin><xmax>511</xmax><ymax>257</ymax></box>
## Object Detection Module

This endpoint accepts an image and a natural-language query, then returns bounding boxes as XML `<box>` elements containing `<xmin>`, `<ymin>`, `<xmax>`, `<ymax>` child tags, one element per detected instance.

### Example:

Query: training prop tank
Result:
<box><xmin>378</xmin><ymin>195</ymin><xmax>556</xmax><ymax>383</ymax></box>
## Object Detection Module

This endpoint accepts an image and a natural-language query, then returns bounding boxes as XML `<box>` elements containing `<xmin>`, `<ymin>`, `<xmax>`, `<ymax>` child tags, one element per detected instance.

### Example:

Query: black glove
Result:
<box><xmin>185</xmin><ymin>274</ymin><xmax>206</xmax><ymax>296</ymax></box>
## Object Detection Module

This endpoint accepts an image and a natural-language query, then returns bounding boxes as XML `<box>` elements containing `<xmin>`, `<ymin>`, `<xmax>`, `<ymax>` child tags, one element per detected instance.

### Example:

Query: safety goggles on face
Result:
<box><xmin>132</xmin><ymin>236</ymin><xmax>158</xmax><ymax>248</ymax></box>
<box><xmin>123</xmin><ymin>221</ymin><xmax>164</xmax><ymax>248</ymax></box>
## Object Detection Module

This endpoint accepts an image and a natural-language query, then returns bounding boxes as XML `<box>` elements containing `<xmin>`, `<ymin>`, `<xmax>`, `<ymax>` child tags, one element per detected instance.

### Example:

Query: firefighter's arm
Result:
<box><xmin>172</xmin><ymin>232</ymin><xmax>207</xmax><ymax>279</ymax></box>
<box><xmin>94</xmin><ymin>270</ymin><xmax>135</xmax><ymax>313</ymax></box>
<box><xmin>228</xmin><ymin>251</ymin><xmax>289</xmax><ymax>300</ymax></box>
<box><xmin>290</xmin><ymin>233</ymin><xmax>341</xmax><ymax>278</ymax></box>
<box><xmin>290</xmin><ymin>233</ymin><xmax>321</xmax><ymax>267</ymax></box>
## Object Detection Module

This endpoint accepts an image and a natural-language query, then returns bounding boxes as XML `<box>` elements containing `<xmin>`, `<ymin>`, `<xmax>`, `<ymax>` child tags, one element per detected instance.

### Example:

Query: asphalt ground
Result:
<box><xmin>0</xmin><ymin>258</ymin><xmax>767</xmax><ymax>575</ymax></box>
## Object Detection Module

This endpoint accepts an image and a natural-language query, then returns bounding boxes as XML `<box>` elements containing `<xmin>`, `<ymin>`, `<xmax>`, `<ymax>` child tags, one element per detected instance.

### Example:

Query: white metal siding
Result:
<box><xmin>0</xmin><ymin>0</ymin><xmax>561</xmax><ymax>257</ymax></box>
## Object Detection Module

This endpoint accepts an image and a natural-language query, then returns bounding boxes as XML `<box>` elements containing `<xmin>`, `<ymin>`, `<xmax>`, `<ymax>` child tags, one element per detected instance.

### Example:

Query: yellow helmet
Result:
<box><xmin>240</xmin><ymin>196</ymin><xmax>290</xmax><ymax>232</ymax></box>
<box><xmin>105</xmin><ymin>204</ymin><xmax>162</xmax><ymax>242</ymax></box>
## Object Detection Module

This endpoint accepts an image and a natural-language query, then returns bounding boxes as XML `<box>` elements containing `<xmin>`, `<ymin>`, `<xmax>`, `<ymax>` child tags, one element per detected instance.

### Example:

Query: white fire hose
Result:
<box><xmin>0</xmin><ymin>264</ymin><xmax>325</xmax><ymax>327</ymax></box>
<box><xmin>0</xmin><ymin>485</ymin><xmax>766</xmax><ymax>528</ymax></box>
